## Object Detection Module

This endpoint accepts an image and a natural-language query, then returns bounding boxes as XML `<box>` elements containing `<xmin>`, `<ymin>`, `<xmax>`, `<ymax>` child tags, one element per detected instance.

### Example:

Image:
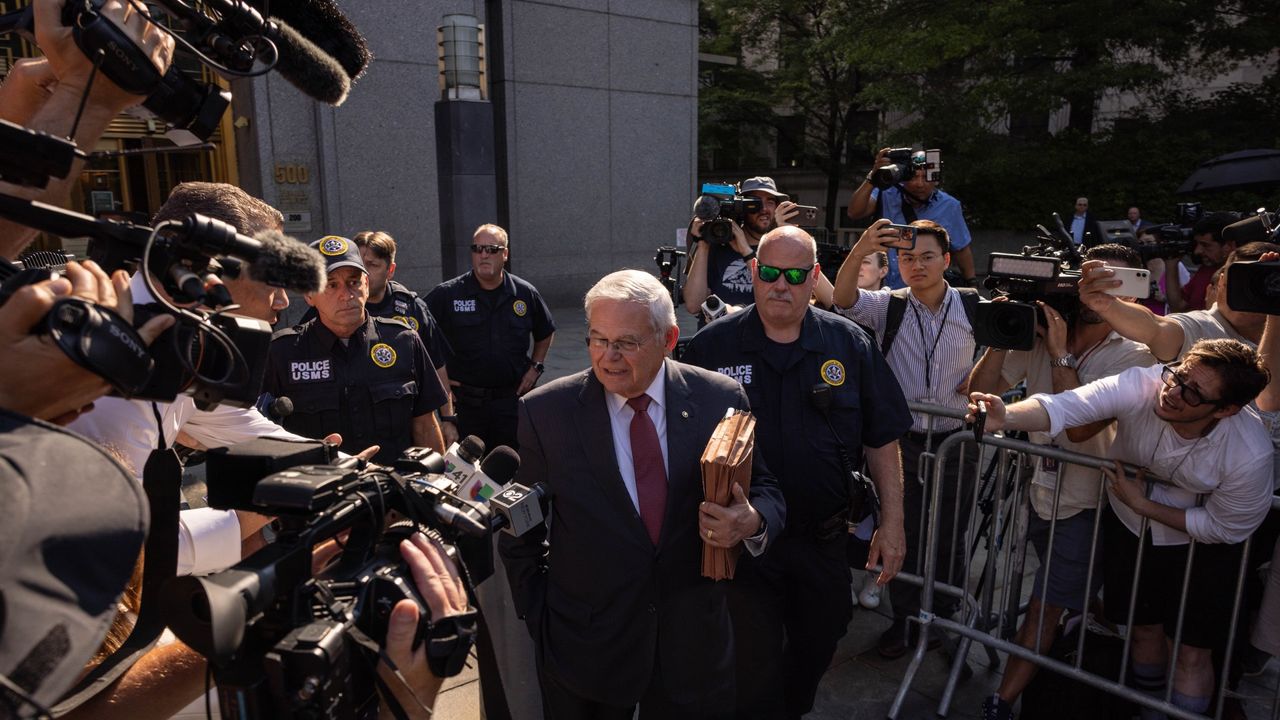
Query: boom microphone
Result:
<box><xmin>246</xmin><ymin>0</ymin><xmax>371</xmax><ymax>80</ymax></box>
<box><xmin>265</xmin><ymin>18</ymin><xmax>351</xmax><ymax>105</ymax></box>
<box><xmin>247</xmin><ymin>230</ymin><xmax>326</xmax><ymax>293</ymax></box>
<box><xmin>1223</xmin><ymin>212</ymin><xmax>1279</xmax><ymax>245</ymax></box>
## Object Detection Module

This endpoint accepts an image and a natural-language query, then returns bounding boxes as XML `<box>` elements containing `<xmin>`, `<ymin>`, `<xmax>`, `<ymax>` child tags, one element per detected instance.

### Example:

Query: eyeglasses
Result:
<box><xmin>756</xmin><ymin>263</ymin><xmax>813</xmax><ymax>285</ymax></box>
<box><xmin>585</xmin><ymin>335</ymin><xmax>654</xmax><ymax>355</ymax></box>
<box><xmin>471</xmin><ymin>244</ymin><xmax>506</xmax><ymax>255</ymax></box>
<box><xmin>1160</xmin><ymin>364</ymin><xmax>1222</xmax><ymax>407</ymax></box>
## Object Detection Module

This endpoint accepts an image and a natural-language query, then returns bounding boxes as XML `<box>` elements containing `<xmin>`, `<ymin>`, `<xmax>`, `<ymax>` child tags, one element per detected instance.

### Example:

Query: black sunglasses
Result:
<box><xmin>757</xmin><ymin>263</ymin><xmax>812</xmax><ymax>285</ymax></box>
<box><xmin>471</xmin><ymin>244</ymin><xmax>506</xmax><ymax>255</ymax></box>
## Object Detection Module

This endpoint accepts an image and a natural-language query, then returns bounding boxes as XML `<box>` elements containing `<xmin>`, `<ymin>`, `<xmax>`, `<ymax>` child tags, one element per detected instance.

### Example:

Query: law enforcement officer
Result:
<box><xmin>425</xmin><ymin>224</ymin><xmax>555</xmax><ymax>450</ymax></box>
<box><xmin>298</xmin><ymin>230</ymin><xmax>461</xmax><ymax>444</ymax></box>
<box><xmin>682</xmin><ymin>225</ymin><xmax>912</xmax><ymax>719</ymax></box>
<box><xmin>264</xmin><ymin>236</ymin><xmax>448</xmax><ymax>463</ymax></box>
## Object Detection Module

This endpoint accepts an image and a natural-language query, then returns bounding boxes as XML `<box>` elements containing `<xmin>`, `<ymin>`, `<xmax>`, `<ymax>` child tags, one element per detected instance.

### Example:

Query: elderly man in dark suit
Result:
<box><xmin>499</xmin><ymin>269</ymin><xmax>785</xmax><ymax>719</ymax></box>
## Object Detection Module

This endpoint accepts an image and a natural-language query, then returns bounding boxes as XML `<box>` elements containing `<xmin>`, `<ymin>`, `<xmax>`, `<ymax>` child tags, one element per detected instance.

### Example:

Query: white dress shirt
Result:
<box><xmin>69</xmin><ymin>272</ymin><xmax>304</xmax><ymax>575</ymax></box>
<box><xmin>604</xmin><ymin>371</ymin><xmax>670</xmax><ymax>514</ymax></box>
<box><xmin>1034</xmin><ymin>364</ymin><xmax>1273</xmax><ymax>545</ymax></box>
<box><xmin>602</xmin><ymin>367</ymin><xmax>766</xmax><ymax>554</ymax></box>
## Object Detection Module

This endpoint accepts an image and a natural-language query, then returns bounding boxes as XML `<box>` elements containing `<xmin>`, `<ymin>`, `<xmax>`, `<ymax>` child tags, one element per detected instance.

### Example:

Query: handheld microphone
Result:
<box><xmin>459</xmin><ymin>445</ymin><xmax>520</xmax><ymax>504</ymax></box>
<box><xmin>441</xmin><ymin>435</ymin><xmax>485</xmax><ymax>485</ymax></box>
<box><xmin>490</xmin><ymin>482</ymin><xmax>548</xmax><ymax>537</ymax></box>
<box><xmin>245</xmin><ymin>0</ymin><xmax>371</xmax><ymax>80</ymax></box>
<box><xmin>267</xmin><ymin>396</ymin><xmax>294</xmax><ymax>422</ymax></box>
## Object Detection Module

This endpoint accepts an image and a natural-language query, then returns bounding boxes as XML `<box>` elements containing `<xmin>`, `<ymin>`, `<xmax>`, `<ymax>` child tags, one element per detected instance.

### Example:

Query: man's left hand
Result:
<box><xmin>867</xmin><ymin>519</ymin><xmax>906</xmax><ymax>585</ymax></box>
<box><xmin>1103</xmin><ymin>460</ymin><xmax>1150</xmax><ymax>515</ymax></box>
<box><xmin>699</xmin><ymin>483</ymin><xmax>761</xmax><ymax>548</ymax></box>
<box><xmin>517</xmin><ymin>366</ymin><xmax>541</xmax><ymax>396</ymax></box>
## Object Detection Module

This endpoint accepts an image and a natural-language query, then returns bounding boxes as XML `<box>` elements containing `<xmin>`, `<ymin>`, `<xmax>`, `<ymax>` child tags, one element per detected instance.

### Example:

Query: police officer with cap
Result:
<box><xmin>264</xmin><ymin>235</ymin><xmax>448</xmax><ymax>463</ymax></box>
<box><xmin>425</xmin><ymin>223</ymin><xmax>555</xmax><ymax>450</ymax></box>
<box><xmin>682</xmin><ymin>225</ymin><xmax>912</xmax><ymax>719</ymax></box>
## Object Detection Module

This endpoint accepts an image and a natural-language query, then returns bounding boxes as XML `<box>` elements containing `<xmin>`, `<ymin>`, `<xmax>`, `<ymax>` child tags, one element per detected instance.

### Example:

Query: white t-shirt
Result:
<box><xmin>1001</xmin><ymin>332</ymin><xmax>1156</xmax><ymax>520</ymax></box>
<box><xmin>1034</xmin><ymin>364</ymin><xmax>1273</xmax><ymax>545</ymax></box>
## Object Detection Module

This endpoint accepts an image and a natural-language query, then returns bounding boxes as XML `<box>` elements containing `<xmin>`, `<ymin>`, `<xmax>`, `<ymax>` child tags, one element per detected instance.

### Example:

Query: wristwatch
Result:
<box><xmin>439</xmin><ymin>414</ymin><xmax>458</xmax><ymax>424</ymax></box>
<box><xmin>528</xmin><ymin>358</ymin><xmax>545</xmax><ymax>374</ymax></box>
<box><xmin>1051</xmin><ymin>353</ymin><xmax>1077</xmax><ymax>369</ymax></box>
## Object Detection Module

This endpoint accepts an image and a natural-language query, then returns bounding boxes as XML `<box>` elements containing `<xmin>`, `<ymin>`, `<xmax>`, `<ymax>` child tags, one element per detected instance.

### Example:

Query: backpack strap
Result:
<box><xmin>880</xmin><ymin>288</ymin><xmax>913</xmax><ymax>357</ymax></box>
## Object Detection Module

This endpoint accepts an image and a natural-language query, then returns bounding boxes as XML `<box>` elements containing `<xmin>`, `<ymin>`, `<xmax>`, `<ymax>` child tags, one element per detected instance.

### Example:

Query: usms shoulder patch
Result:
<box><xmin>513</xmin><ymin>299</ymin><xmax>528</xmax><ymax>317</ymax></box>
<box><xmin>371</xmin><ymin>343</ymin><xmax>397</xmax><ymax>368</ymax></box>
<box><xmin>820</xmin><ymin>359</ymin><xmax>845</xmax><ymax>387</ymax></box>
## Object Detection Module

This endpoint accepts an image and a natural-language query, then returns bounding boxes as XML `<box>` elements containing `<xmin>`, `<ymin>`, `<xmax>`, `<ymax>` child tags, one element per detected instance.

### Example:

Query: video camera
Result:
<box><xmin>0</xmin><ymin>193</ymin><xmax>322</xmax><ymax>409</ymax></box>
<box><xmin>1224</xmin><ymin>210</ymin><xmax>1280</xmax><ymax>315</ymax></box>
<box><xmin>692</xmin><ymin>182</ymin><xmax>764</xmax><ymax>245</ymax></box>
<box><xmin>1134</xmin><ymin>202</ymin><xmax>1206</xmax><ymax>261</ymax></box>
<box><xmin>163</xmin><ymin>439</ymin><xmax>547</xmax><ymax>719</ymax></box>
<box><xmin>870</xmin><ymin>148</ymin><xmax>941</xmax><ymax>191</ymax></box>
<box><xmin>974</xmin><ymin>222</ymin><xmax>1084</xmax><ymax>351</ymax></box>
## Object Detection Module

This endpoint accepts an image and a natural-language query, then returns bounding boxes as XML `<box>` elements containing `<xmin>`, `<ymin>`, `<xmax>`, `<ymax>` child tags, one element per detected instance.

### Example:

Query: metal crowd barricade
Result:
<box><xmin>885</xmin><ymin>401</ymin><xmax>1278</xmax><ymax>720</ymax></box>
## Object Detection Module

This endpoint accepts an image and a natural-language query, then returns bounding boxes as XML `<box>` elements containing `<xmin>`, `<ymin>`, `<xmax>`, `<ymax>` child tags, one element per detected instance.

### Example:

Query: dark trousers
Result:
<box><xmin>456</xmin><ymin>393</ymin><xmax>518</xmax><ymax>451</ymax></box>
<box><xmin>539</xmin><ymin>664</ymin><xmax>731</xmax><ymax>720</ymax></box>
<box><xmin>889</xmin><ymin>429</ymin><xmax>977</xmax><ymax>623</ymax></box>
<box><xmin>730</xmin><ymin>533</ymin><xmax>852</xmax><ymax>720</ymax></box>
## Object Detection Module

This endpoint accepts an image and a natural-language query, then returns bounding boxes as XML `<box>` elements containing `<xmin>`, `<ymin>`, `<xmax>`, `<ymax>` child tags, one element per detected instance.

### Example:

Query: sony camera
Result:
<box><xmin>163</xmin><ymin>440</ymin><xmax>547</xmax><ymax>719</ymax></box>
<box><xmin>692</xmin><ymin>182</ymin><xmax>764</xmax><ymax>245</ymax></box>
<box><xmin>870</xmin><ymin>148</ymin><xmax>941</xmax><ymax>191</ymax></box>
<box><xmin>975</xmin><ymin>234</ymin><xmax>1084</xmax><ymax>351</ymax></box>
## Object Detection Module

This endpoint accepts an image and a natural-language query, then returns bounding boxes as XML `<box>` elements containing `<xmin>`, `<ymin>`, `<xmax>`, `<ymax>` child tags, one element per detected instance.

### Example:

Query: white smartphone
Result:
<box><xmin>1102</xmin><ymin>265</ymin><xmax>1152</xmax><ymax>299</ymax></box>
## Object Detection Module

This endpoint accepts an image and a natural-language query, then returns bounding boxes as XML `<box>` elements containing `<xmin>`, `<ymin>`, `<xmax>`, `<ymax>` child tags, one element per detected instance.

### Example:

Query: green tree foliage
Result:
<box><xmin>700</xmin><ymin>0</ymin><xmax>1279</xmax><ymax>230</ymax></box>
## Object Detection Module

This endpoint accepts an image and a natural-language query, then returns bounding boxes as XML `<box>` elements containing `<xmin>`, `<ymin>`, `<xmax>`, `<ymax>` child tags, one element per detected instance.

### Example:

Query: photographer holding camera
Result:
<box><xmin>1161</xmin><ymin>211</ymin><xmax>1240</xmax><ymax>313</ymax></box>
<box><xmin>683</xmin><ymin>176</ymin><xmax>786</xmax><ymax>320</ymax></box>
<box><xmin>847</xmin><ymin>147</ymin><xmax>977</xmax><ymax>289</ymax></box>
<box><xmin>966</xmin><ymin>244</ymin><xmax>1157</xmax><ymax>719</ymax></box>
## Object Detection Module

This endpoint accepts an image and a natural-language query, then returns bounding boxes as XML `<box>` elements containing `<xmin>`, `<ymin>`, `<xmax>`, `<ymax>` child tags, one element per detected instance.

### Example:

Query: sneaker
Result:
<box><xmin>859</xmin><ymin>578</ymin><xmax>882</xmax><ymax>609</ymax></box>
<box><xmin>981</xmin><ymin>694</ymin><xmax>1013</xmax><ymax>720</ymax></box>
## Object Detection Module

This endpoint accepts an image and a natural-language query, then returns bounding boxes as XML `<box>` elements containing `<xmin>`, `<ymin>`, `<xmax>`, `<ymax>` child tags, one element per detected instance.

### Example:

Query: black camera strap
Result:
<box><xmin>808</xmin><ymin>384</ymin><xmax>879</xmax><ymax>528</ymax></box>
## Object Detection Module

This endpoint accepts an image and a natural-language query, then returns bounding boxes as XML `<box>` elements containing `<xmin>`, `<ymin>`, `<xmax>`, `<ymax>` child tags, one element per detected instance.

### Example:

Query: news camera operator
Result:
<box><xmin>847</xmin><ymin>147</ymin><xmax>977</xmax><ymax>289</ymax></box>
<box><xmin>968</xmin><ymin>338</ymin><xmax>1273</xmax><ymax>718</ymax></box>
<box><xmin>1159</xmin><ymin>211</ymin><xmax>1240</xmax><ymax>313</ymax></box>
<box><xmin>965</xmin><ymin>244</ymin><xmax>1157</xmax><ymax>720</ymax></box>
<box><xmin>684</xmin><ymin>176</ymin><xmax>836</xmax><ymax>322</ymax></box>
<box><xmin>0</xmin><ymin>0</ymin><xmax>175</xmax><ymax>257</ymax></box>
<box><xmin>69</xmin><ymin>182</ymin><xmax>314</xmax><ymax>577</ymax></box>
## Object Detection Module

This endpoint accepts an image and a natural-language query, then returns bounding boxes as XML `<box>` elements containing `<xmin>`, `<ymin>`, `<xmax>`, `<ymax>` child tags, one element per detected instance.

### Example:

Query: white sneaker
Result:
<box><xmin>859</xmin><ymin>576</ymin><xmax>882</xmax><ymax>609</ymax></box>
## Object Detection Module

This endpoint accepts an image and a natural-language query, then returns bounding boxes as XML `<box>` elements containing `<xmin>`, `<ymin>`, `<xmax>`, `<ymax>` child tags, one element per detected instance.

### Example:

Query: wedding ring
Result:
<box><xmin>706</xmin><ymin>528</ymin><xmax>714</xmax><ymax>540</ymax></box>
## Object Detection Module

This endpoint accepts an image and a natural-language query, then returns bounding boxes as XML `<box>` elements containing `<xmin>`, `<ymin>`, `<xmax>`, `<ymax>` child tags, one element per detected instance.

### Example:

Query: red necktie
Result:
<box><xmin>627</xmin><ymin>394</ymin><xmax>667</xmax><ymax>545</ymax></box>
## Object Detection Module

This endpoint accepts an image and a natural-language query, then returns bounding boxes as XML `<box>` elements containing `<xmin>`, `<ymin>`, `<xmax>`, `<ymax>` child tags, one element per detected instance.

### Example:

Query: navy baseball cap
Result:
<box><xmin>312</xmin><ymin>235</ymin><xmax>367</xmax><ymax>274</ymax></box>
<box><xmin>739</xmin><ymin>176</ymin><xmax>788</xmax><ymax>200</ymax></box>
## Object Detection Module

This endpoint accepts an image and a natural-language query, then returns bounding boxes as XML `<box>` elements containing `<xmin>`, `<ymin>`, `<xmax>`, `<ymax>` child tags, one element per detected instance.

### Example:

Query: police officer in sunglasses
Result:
<box><xmin>425</xmin><ymin>223</ymin><xmax>556</xmax><ymax>450</ymax></box>
<box><xmin>682</xmin><ymin>225</ymin><xmax>912</xmax><ymax>719</ymax></box>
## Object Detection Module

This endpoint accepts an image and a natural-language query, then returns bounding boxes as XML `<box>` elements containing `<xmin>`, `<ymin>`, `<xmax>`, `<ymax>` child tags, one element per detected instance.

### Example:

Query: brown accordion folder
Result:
<box><xmin>700</xmin><ymin>408</ymin><xmax>756</xmax><ymax>580</ymax></box>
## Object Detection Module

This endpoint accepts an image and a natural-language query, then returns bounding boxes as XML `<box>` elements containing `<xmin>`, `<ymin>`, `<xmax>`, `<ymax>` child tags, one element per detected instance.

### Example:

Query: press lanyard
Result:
<box><xmin>910</xmin><ymin>293</ymin><xmax>952</xmax><ymax>396</ymax></box>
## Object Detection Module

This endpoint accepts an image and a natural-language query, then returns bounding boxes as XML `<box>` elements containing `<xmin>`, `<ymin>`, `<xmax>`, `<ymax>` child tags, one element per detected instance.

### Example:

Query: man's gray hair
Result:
<box><xmin>584</xmin><ymin>270</ymin><xmax>677</xmax><ymax>334</ymax></box>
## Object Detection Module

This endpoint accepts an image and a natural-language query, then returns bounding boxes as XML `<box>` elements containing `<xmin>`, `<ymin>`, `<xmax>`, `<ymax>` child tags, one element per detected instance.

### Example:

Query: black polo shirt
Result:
<box><xmin>367</xmin><ymin>280</ymin><xmax>452</xmax><ymax>370</ymax></box>
<box><xmin>263</xmin><ymin>313</ymin><xmax>447</xmax><ymax>463</ymax></box>
<box><xmin>425</xmin><ymin>270</ymin><xmax>555</xmax><ymax>388</ymax></box>
<box><xmin>682</xmin><ymin>305</ymin><xmax>911</xmax><ymax>528</ymax></box>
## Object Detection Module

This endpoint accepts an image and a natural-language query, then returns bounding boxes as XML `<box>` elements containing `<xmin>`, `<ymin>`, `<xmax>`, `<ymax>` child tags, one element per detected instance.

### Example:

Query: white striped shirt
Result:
<box><xmin>837</xmin><ymin>286</ymin><xmax>976</xmax><ymax>431</ymax></box>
